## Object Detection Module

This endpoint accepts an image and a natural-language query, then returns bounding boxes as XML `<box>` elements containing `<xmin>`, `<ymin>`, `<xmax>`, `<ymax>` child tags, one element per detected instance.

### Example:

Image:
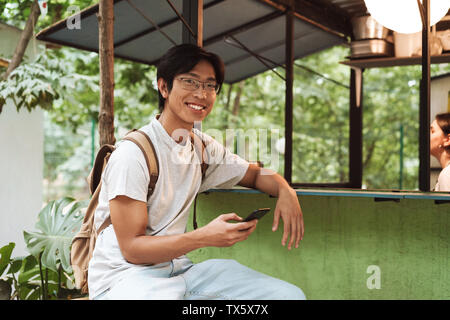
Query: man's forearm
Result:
<box><xmin>254</xmin><ymin>168</ymin><xmax>293</xmax><ymax>197</ymax></box>
<box><xmin>123</xmin><ymin>228</ymin><xmax>207</xmax><ymax>265</ymax></box>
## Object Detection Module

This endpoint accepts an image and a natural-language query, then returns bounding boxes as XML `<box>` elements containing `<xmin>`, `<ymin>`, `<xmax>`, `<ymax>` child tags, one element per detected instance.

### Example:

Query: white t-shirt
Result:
<box><xmin>87</xmin><ymin>117</ymin><xmax>249</xmax><ymax>298</ymax></box>
<box><xmin>434</xmin><ymin>165</ymin><xmax>450</xmax><ymax>192</ymax></box>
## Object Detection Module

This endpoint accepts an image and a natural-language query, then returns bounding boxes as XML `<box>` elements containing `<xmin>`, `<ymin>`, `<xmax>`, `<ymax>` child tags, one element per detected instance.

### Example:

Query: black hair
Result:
<box><xmin>436</xmin><ymin>112</ymin><xmax>450</xmax><ymax>135</ymax></box>
<box><xmin>156</xmin><ymin>44</ymin><xmax>225</xmax><ymax>112</ymax></box>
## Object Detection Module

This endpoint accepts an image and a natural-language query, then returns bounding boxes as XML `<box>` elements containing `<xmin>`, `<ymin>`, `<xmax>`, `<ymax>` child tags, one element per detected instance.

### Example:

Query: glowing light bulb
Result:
<box><xmin>364</xmin><ymin>0</ymin><xmax>449</xmax><ymax>34</ymax></box>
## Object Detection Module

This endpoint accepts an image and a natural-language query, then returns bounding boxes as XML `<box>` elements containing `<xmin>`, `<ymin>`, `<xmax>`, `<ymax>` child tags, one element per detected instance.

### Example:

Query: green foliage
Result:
<box><xmin>45</xmin><ymin>48</ymin><xmax>100</xmax><ymax>131</ymax></box>
<box><xmin>40</xmin><ymin>49</ymin><xmax>159</xmax><ymax>201</ymax></box>
<box><xmin>0</xmin><ymin>197</ymin><xmax>87</xmax><ymax>300</ymax></box>
<box><xmin>0</xmin><ymin>49</ymin><xmax>97</xmax><ymax>115</ymax></box>
<box><xmin>10</xmin><ymin>254</ymin><xmax>42</xmax><ymax>300</ymax></box>
<box><xmin>23</xmin><ymin>197</ymin><xmax>86</xmax><ymax>273</ymax></box>
<box><xmin>0</xmin><ymin>58</ymin><xmax>57</xmax><ymax>112</ymax></box>
<box><xmin>291</xmin><ymin>47</ymin><xmax>350</xmax><ymax>183</ymax></box>
<box><xmin>43</xmin><ymin>114</ymin><xmax>93</xmax><ymax>202</ymax></box>
<box><xmin>0</xmin><ymin>242</ymin><xmax>80</xmax><ymax>300</ymax></box>
<box><xmin>0</xmin><ymin>243</ymin><xmax>43</xmax><ymax>300</ymax></box>
<box><xmin>204</xmin><ymin>45</ymin><xmax>351</xmax><ymax>183</ymax></box>
<box><xmin>24</xmin><ymin>47</ymin><xmax>159</xmax><ymax>133</ymax></box>
<box><xmin>0</xmin><ymin>242</ymin><xmax>15</xmax><ymax>277</ymax></box>
<box><xmin>113</xmin><ymin>59</ymin><xmax>159</xmax><ymax>130</ymax></box>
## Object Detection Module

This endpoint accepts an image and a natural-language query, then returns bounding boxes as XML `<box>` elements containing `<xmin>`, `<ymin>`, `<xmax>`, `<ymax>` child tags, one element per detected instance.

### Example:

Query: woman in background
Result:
<box><xmin>430</xmin><ymin>112</ymin><xmax>450</xmax><ymax>191</ymax></box>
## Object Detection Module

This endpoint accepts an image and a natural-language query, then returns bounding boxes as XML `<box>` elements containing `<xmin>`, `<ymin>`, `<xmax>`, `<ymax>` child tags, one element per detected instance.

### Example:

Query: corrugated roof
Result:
<box><xmin>36</xmin><ymin>0</ymin><xmax>347</xmax><ymax>83</ymax></box>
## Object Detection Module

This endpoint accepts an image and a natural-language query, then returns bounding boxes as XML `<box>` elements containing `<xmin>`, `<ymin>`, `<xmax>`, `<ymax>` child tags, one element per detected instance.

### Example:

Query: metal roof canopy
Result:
<box><xmin>36</xmin><ymin>0</ymin><xmax>346</xmax><ymax>84</ymax></box>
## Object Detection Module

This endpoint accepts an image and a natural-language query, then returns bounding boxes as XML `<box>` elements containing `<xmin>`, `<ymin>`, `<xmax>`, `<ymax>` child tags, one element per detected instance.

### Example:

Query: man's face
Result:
<box><xmin>159</xmin><ymin>59</ymin><xmax>217</xmax><ymax>125</ymax></box>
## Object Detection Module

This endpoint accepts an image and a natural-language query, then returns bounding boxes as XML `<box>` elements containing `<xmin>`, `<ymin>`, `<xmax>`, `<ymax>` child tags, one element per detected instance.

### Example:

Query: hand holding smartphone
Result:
<box><xmin>242</xmin><ymin>208</ymin><xmax>271</xmax><ymax>222</ymax></box>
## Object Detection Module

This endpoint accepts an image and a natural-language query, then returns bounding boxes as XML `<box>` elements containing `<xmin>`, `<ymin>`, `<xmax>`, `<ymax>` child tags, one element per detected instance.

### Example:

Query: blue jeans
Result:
<box><xmin>93</xmin><ymin>258</ymin><xmax>306</xmax><ymax>300</ymax></box>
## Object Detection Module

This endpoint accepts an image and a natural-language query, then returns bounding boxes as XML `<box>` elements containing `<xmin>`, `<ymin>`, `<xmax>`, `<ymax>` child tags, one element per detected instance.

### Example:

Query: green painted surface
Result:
<box><xmin>186</xmin><ymin>191</ymin><xmax>449</xmax><ymax>300</ymax></box>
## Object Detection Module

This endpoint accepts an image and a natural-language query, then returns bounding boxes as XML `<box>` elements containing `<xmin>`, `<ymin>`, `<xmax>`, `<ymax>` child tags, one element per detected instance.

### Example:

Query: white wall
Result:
<box><xmin>0</xmin><ymin>106</ymin><xmax>43</xmax><ymax>256</ymax></box>
<box><xmin>431</xmin><ymin>75</ymin><xmax>450</xmax><ymax>119</ymax></box>
<box><xmin>0</xmin><ymin>22</ymin><xmax>44</xmax><ymax>257</ymax></box>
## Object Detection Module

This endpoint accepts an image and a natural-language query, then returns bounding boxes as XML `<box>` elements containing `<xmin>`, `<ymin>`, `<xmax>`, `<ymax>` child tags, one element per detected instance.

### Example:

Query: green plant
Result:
<box><xmin>0</xmin><ymin>242</ymin><xmax>14</xmax><ymax>299</ymax></box>
<box><xmin>0</xmin><ymin>50</ymin><xmax>98</xmax><ymax>114</ymax></box>
<box><xmin>24</xmin><ymin>197</ymin><xmax>86</xmax><ymax>272</ymax></box>
<box><xmin>0</xmin><ymin>242</ymin><xmax>47</xmax><ymax>300</ymax></box>
<box><xmin>0</xmin><ymin>197</ymin><xmax>88</xmax><ymax>299</ymax></box>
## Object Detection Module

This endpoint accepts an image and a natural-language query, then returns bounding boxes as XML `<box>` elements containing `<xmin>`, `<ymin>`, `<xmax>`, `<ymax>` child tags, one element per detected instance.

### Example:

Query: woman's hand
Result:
<box><xmin>272</xmin><ymin>187</ymin><xmax>304</xmax><ymax>250</ymax></box>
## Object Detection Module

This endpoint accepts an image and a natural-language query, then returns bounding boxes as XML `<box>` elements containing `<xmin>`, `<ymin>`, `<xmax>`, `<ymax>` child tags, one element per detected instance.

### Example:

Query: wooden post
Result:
<box><xmin>419</xmin><ymin>0</ymin><xmax>430</xmax><ymax>191</ymax></box>
<box><xmin>182</xmin><ymin>0</ymin><xmax>197</xmax><ymax>45</ymax></box>
<box><xmin>197</xmin><ymin>0</ymin><xmax>203</xmax><ymax>47</ymax></box>
<box><xmin>183</xmin><ymin>0</ymin><xmax>204</xmax><ymax>131</ymax></box>
<box><xmin>284</xmin><ymin>2</ymin><xmax>294</xmax><ymax>184</ymax></box>
<box><xmin>98</xmin><ymin>0</ymin><xmax>115</xmax><ymax>146</ymax></box>
<box><xmin>349</xmin><ymin>68</ymin><xmax>363</xmax><ymax>188</ymax></box>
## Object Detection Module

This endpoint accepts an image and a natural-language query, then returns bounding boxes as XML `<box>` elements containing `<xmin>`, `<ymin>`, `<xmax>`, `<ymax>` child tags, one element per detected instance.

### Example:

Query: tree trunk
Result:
<box><xmin>98</xmin><ymin>0</ymin><xmax>116</xmax><ymax>146</ymax></box>
<box><xmin>2</xmin><ymin>0</ymin><xmax>40</xmax><ymax>80</ymax></box>
<box><xmin>225</xmin><ymin>84</ymin><xmax>233</xmax><ymax>112</ymax></box>
<box><xmin>227</xmin><ymin>81</ymin><xmax>244</xmax><ymax>152</ymax></box>
<box><xmin>363</xmin><ymin>139</ymin><xmax>377</xmax><ymax>169</ymax></box>
<box><xmin>231</xmin><ymin>81</ymin><xmax>244</xmax><ymax>117</ymax></box>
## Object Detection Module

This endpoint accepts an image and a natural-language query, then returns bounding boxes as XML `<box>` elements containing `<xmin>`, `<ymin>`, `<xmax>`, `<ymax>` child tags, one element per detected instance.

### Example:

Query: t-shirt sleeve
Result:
<box><xmin>102</xmin><ymin>140</ymin><xmax>150</xmax><ymax>203</ymax></box>
<box><xmin>436</xmin><ymin>167</ymin><xmax>450</xmax><ymax>192</ymax></box>
<box><xmin>197</xmin><ymin>133</ymin><xmax>249</xmax><ymax>193</ymax></box>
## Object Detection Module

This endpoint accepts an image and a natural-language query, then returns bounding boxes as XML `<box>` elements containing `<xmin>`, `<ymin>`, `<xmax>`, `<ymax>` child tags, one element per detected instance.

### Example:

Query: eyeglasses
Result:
<box><xmin>175</xmin><ymin>77</ymin><xmax>219</xmax><ymax>93</ymax></box>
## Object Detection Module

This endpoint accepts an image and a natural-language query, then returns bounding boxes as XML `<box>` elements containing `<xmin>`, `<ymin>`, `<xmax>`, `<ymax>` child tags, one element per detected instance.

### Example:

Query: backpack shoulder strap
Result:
<box><xmin>200</xmin><ymin>138</ymin><xmax>209</xmax><ymax>178</ymax></box>
<box><xmin>190</xmin><ymin>131</ymin><xmax>209</xmax><ymax>178</ymax></box>
<box><xmin>88</xmin><ymin>144</ymin><xmax>115</xmax><ymax>194</ymax></box>
<box><xmin>122</xmin><ymin>129</ymin><xmax>159</xmax><ymax>197</ymax></box>
<box><xmin>190</xmin><ymin>131</ymin><xmax>210</xmax><ymax>230</ymax></box>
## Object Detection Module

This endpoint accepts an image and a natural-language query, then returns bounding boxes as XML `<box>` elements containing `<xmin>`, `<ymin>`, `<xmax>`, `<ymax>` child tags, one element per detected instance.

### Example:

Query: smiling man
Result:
<box><xmin>88</xmin><ymin>44</ymin><xmax>306</xmax><ymax>300</ymax></box>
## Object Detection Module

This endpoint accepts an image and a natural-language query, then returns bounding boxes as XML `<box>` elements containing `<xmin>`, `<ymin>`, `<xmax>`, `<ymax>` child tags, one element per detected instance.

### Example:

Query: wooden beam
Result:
<box><xmin>258</xmin><ymin>0</ymin><xmax>350</xmax><ymax>40</ymax></box>
<box><xmin>341</xmin><ymin>53</ymin><xmax>450</xmax><ymax>69</ymax></box>
<box><xmin>203</xmin><ymin>11</ymin><xmax>284</xmax><ymax>47</ymax></box>
<box><xmin>292</xmin><ymin>0</ymin><xmax>352</xmax><ymax>37</ymax></box>
<box><xmin>98</xmin><ymin>0</ymin><xmax>116</xmax><ymax>146</ymax></box>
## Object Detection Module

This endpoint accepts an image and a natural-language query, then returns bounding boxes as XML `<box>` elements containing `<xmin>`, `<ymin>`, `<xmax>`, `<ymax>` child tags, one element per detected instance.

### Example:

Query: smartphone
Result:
<box><xmin>242</xmin><ymin>208</ymin><xmax>271</xmax><ymax>222</ymax></box>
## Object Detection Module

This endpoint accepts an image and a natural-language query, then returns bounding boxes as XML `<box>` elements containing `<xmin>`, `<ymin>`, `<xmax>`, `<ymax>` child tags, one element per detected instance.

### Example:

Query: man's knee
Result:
<box><xmin>269</xmin><ymin>281</ymin><xmax>307</xmax><ymax>300</ymax></box>
<box><xmin>288</xmin><ymin>286</ymin><xmax>307</xmax><ymax>300</ymax></box>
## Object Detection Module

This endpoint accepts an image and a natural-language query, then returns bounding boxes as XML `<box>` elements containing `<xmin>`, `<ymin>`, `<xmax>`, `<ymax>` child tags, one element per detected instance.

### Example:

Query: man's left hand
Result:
<box><xmin>272</xmin><ymin>187</ymin><xmax>304</xmax><ymax>250</ymax></box>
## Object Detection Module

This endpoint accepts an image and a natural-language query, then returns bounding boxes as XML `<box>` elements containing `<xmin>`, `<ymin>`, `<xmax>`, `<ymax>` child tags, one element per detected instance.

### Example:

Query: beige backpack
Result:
<box><xmin>70</xmin><ymin>129</ymin><xmax>207</xmax><ymax>294</ymax></box>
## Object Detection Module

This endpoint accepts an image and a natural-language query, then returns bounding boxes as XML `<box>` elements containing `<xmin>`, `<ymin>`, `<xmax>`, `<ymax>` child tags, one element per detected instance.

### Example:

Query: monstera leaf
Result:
<box><xmin>23</xmin><ymin>197</ymin><xmax>87</xmax><ymax>273</ymax></box>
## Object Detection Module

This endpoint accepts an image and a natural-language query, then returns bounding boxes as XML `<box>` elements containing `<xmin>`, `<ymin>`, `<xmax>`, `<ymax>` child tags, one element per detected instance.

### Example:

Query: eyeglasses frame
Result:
<box><xmin>175</xmin><ymin>77</ymin><xmax>220</xmax><ymax>94</ymax></box>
